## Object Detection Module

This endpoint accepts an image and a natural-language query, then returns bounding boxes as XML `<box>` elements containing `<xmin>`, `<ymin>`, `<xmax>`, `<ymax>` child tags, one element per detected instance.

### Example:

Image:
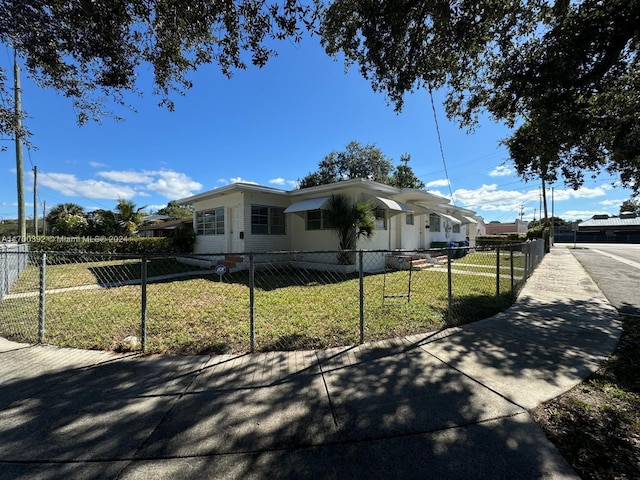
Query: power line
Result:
<box><xmin>428</xmin><ymin>86</ymin><xmax>455</xmax><ymax>203</ymax></box>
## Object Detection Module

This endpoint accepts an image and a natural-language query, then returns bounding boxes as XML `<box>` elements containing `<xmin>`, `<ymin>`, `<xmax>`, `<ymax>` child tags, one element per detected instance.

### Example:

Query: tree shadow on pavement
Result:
<box><xmin>0</xmin><ymin>294</ymin><xmax>616</xmax><ymax>479</ymax></box>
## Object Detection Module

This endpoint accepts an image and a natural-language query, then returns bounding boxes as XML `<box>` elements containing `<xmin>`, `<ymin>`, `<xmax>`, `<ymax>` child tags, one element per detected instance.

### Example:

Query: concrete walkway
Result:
<box><xmin>0</xmin><ymin>247</ymin><xmax>621</xmax><ymax>479</ymax></box>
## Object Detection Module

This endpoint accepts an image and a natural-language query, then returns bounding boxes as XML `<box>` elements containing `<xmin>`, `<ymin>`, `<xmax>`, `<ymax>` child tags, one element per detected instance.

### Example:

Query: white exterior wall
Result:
<box><xmin>192</xmin><ymin>191</ymin><xmax>245</xmax><ymax>254</ymax></box>
<box><xmin>242</xmin><ymin>191</ymin><xmax>291</xmax><ymax>253</ymax></box>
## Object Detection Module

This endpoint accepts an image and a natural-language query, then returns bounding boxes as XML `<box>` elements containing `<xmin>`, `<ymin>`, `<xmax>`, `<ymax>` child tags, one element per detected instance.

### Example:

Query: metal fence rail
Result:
<box><xmin>0</xmin><ymin>240</ymin><xmax>546</xmax><ymax>354</ymax></box>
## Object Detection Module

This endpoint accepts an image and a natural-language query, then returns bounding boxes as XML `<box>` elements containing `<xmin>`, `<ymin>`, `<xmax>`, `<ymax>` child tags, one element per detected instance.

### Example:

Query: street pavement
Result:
<box><xmin>0</xmin><ymin>246</ymin><xmax>622</xmax><ymax>479</ymax></box>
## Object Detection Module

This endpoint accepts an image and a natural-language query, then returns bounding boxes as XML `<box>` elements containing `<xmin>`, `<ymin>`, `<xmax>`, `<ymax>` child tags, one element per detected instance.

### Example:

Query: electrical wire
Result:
<box><xmin>428</xmin><ymin>85</ymin><xmax>455</xmax><ymax>204</ymax></box>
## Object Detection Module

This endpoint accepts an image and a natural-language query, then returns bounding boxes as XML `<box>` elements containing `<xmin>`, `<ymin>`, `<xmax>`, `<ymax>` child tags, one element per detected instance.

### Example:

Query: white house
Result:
<box><xmin>177</xmin><ymin>179</ymin><xmax>479</xmax><ymax>271</ymax></box>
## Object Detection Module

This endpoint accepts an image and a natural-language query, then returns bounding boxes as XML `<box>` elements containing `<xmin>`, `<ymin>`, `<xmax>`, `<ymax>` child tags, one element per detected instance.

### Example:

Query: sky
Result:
<box><xmin>0</xmin><ymin>35</ymin><xmax>634</xmax><ymax>225</ymax></box>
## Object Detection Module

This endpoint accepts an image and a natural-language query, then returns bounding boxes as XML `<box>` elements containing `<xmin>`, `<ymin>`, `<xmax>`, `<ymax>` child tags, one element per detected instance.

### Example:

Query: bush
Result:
<box><xmin>27</xmin><ymin>236</ymin><xmax>175</xmax><ymax>255</ymax></box>
<box><xmin>475</xmin><ymin>234</ymin><xmax>525</xmax><ymax>248</ymax></box>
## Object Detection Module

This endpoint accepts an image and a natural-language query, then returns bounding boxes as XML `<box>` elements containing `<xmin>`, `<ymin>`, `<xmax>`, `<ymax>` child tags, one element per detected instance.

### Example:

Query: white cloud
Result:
<box><xmin>426</xmin><ymin>179</ymin><xmax>450</xmax><ymax>188</ymax></box>
<box><xmin>89</xmin><ymin>161</ymin><xmax>108</xmax><ymax>168</ymax></box>
<box><xmin>560</xmin><ymin>210</ymin><xmax>608</xmax><ymax>221</ymax></box>
<box><xmin>229</xmin><ymin>177</ymin><xmax>259</xmax><ymax>185</ymax></box>
<box><xmin>98</xmin><ymin>170</ymin><xmax>153</xmax><ymax>184</ymax></box>
<box><xmin>488</xmin><ymin>165</ymin><xmax>513</xmax><ymax>177</ymax></box>
<box><xmin>454</xmin><ymin>184</ymin><xmax>529</xmax><ymax>213</ymax></box>
<box><xmin>39</xmin><ymin>172</ymin><xmax>137</xmax><ymax>199</ymax></box>
<box><xmin>147</xmin><ymin>171</ymin><xmax>203</xmax><ymax>199</ymax></box>
<box><xmin>269</xmin><ymin>178</ymin><xmax>299</xmax><ymax>189</ymax></box>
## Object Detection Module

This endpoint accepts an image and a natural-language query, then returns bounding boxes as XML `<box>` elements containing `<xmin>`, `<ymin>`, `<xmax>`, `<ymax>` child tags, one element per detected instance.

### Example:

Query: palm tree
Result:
<box><xmin>322</xmin><ymin>194</ymin><xmax>376</xmax><ymax>264</ymax></box>
<box><xmin>115</xmin><ymin>198</ymin><xmax>147</xmax><ymax>235</ymax></box>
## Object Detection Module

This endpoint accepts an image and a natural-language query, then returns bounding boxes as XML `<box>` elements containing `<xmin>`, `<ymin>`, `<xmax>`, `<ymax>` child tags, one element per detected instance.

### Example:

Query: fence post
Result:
<box><xmin>141</xmin><ymin>254</ymin><xmax>147</xmax><ymax>352</ymax></box>
<box><xmin>495</xmin><ymin>245</ymin><xmax>501</xmax><ymax>306</ymax></box>
<box><xmin>359</xmin><ymin>250</ymin><xmax>364</xmax><ymax>344</ymax></box>
<box><xmin>447</xmin><ymin>246</ymin><xmax>452</xmax><ymax>324</ymax></box>
<box><xmin>38</xmin><ymin>252</ymin><xmax>46</xmax><ymax>343</ymax></box>
<box><xmin>249</xmin><ymin>253</ymin><xmax>255</xmax><ymax>353</ymax></box>
<box><xmin>510</xmin><ymin>245</ymin><xmax>515</xmax><ymax>293</ymax></box>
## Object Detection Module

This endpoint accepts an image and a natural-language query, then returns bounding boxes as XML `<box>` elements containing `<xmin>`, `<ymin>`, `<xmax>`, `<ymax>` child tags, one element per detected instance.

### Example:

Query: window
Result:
<box><xmin>429</xmin><ymin>214</ymin><xmax>441</xmax><ymax>232</ymax></box>
<box><xmin>453</xmin><ymin>224</ymin><xmax>460</xmax><ymax>233</ymax></box>
<box><xmin>406</xmin><ymin>213</ymin><xmax>414</xmax><ymax>226</ymax></box>
<box><xmin>251</xmin><ymin>205</ymin><xmax>285</xmax><ymax>235</ymax></box>
<box><xmin>375</xmin><ymin>208</ymin><xmax>387</xmax><ymax>230</ymax></box>
<box><xmin>306</xmin><ymin>209</ymin><xmax>327</xmax><ymax>230</ymax></box>
<box><xmin>196</xmin><ymin>208</ymin><xmax>224</xmax><ymax>235</ymax></box>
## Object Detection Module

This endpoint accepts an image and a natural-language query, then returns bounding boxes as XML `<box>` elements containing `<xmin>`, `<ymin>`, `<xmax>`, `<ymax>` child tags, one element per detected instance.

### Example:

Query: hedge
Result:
<box><xmin>27</xmin><ymin>236</ymin><xmax>175</xmax><ymax>255</ymax></box>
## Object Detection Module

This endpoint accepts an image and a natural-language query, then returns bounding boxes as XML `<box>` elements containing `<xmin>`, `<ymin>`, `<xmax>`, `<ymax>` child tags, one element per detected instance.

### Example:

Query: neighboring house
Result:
<box><xmin>177</xmin><ymin>179</ymin><xmax>479</xmax><ymax>269</ymax></box>
<box><xmin>483</xmin><ymin>219</ymin><xmax>528</xmax><ymax>235</ymax></box>
<box><xmin>138</xmin><ymin>218</ymin><xmax>193</xmax><ymax>238</ymax></box>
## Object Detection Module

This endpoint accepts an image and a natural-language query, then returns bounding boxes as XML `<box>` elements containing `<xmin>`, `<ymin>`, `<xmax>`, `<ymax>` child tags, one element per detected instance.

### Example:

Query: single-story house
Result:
<box><xmin>177</xmin><ymin>179</ymin><xmax>479</xmax><ymax>271</ymax></box>
<box><xmin>138</xmin><ymin>218</ymin><xmax>193</xmax><ymax>237</ymax></box>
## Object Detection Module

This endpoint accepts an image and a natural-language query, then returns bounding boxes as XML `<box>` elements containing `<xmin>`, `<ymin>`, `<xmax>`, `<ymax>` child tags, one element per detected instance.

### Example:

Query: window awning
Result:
<box><xmin>283</xmin><ymin>197</ymin><xmax>330</xmax><ymax>213</ymax></box>
<box><xmin>374</xmin><ymin>197</ymin><xmax>413</xmax><ymax>212</ymax></box>
<box><xmin>437</xmin><ymin>213</ymin><xmax>462</xmax><ymax>225</ymax></box>
<box><xmin>463</xmin><ymin>216</ymin><xmax>478</xmax><ymax>224</ymax></box>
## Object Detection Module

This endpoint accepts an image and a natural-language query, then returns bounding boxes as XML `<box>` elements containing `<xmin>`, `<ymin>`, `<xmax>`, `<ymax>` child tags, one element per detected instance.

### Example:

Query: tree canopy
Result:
<box><xmin>2</xmin><ymin>1</ymin><xmax>638</xmax><ymax>195</ymax></box>
<box><xmin>0</xmin><ymin>0</ymin><xmax>320</xmax><ymax>133</ymax></box>
<box><xmin>299</xmin><ymin>141</ymin><xmax>424</xmax><ymax>189</ymax></box>
<box><xmin>321</xmin><ymin>0</ymin><xmax>640</xmax><ymax>193</ymax></box>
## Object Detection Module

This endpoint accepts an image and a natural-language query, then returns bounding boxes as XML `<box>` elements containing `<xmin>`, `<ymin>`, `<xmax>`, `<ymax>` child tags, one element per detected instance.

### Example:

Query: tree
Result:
<box><xmin>389</xmin><ymin>154</ymin><xmax>425</xmax><ymax>189</ymax></box>
<box><xmin>322</xmin><ymin>194</ymin><xmax>375</xmax><ymax>264</ymax></box>
<box><xmin>620</xmin><ymin>198</ymin><xmax>639</xmax><ymax>214</ymax></box>
<box><xmin>156</xmin><ymin>200</ymin><xmax>193</xmax><ymax>219</ymax></box>
<box><xmin>87</xmin><ymin>209</ymin><xmax>119</xmax><ymax>236</ymax></box>
<box><xmin>299</xmin><ymin>141</ymin><xmax>395</xmax><ymax>188</ymax></box>
<box><xmin>46</xmin><ymin>203</ymin><xmax>85</xmax><ymax>235</ymax></box>
<box><xmin>0</xmin><ymin>0</ymin><xmax>321</xmax><ymax>134</ymax></box>
<box><xmin>320</xmin><ymin>0</ymin><xmax>640</xmax><ymax>194</ymax></box>
<box><xmin>115</xmin><ymin>198</ymin><xmax>146</xmax><ymax>235</ymax></box>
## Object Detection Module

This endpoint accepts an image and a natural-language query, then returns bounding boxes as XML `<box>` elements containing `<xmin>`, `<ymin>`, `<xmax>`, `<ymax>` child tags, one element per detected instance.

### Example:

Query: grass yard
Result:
<box><xmin>0</xmin><ymin>257</ymin><xmax>520</xmax><ymax>354</ymax></box>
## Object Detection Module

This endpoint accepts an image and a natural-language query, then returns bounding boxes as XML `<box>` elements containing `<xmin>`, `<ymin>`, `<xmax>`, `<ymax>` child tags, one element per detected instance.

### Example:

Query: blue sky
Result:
<box><xmin>0</xmin><ymin>35</ymin><xmax>633</xmax><ymax>224</ymax></box>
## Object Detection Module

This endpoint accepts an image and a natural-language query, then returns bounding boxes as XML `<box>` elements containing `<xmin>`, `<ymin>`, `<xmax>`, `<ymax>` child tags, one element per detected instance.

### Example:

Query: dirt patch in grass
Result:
<box><xmin>531</xmin><ymin>315</ymin><xmax>640</xmax><ymax>480</ymax></box>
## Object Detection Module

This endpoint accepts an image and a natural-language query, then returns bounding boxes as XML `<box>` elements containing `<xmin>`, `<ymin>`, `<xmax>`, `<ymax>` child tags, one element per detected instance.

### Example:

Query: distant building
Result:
<box><xmin>483</xmin><ymin>219</ymin><xmax>528</xmax><ymax>235</ymax></box>
<box><xmin>578</xmin><ymin>213</ymin><xmax>640</xmax><ymax>237</ymax></box>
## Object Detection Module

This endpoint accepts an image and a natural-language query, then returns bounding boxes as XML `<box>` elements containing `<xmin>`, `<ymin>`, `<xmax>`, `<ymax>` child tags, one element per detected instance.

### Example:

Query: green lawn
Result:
<box><xmin>1</xmin><ymin>258</ymin><xmax>519</xmax><ymax>354</ymax></box>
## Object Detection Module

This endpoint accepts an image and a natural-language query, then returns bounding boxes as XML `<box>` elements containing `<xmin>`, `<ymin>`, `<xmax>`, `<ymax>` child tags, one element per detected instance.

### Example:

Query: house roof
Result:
<box><xmin>579</xmin><ymin>213</ymin><xmax>640</xmax><ymax>228</ymax></box>
<box><xmin>138</xmin><ymin>218</ymin><xmax>192</xmax><ymax>231</ymax></box>
<box><xmin>176</xmin><ymin>182</ymin><xmax>287</xmax><ymax>204</ymax></box>
<box><xmin>176</xmin><ymin>178</ymin><xmax>477</xmax><ymax>220</ymax></box>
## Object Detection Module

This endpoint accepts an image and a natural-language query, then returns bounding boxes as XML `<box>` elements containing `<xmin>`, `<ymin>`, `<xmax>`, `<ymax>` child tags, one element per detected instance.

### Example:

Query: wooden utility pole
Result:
<box><xmin>14</xmin><ymin>50</ymin><xmax>26</xmax><ymax>241</ymax></box>
<box><xmin>33</xmin><ymin>165</ymin><xmax>38</xmax><ymax>235</ymax></box>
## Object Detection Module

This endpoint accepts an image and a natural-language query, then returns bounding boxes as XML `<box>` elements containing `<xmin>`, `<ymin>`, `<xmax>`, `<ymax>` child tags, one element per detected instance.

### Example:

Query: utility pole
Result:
<box><xmin>33</xmin><ymin>165</ymin><xmax>38</xmax><ymax>236</ymax></box>
<box><xmin>14</xmin><ymin>50</ymin><xmax>26</xmax><ymax>241</ymax></box>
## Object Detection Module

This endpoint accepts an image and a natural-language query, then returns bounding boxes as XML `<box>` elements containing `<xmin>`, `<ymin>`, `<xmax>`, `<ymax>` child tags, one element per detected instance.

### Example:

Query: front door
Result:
<box><xmin>228</xmin><ymin>206</ymin><xmax>243</xmax><ymax>254</ymax></box>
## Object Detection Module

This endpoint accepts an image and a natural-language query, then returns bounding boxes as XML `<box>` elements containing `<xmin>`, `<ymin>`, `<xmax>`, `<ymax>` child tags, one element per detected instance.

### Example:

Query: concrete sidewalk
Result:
<box><xmin>0</xmin><ymin>247</ymin><xmax>621</xmax><ymax>479</ymax></box>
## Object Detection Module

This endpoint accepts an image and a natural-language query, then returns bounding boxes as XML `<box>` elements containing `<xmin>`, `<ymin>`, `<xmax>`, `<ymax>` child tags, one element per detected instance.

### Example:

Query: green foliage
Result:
<box><xmin>171</xmin><ymin>226</ymin><xmax>196</xmax><ymax>253</ymax></box>
<box><xmin>476</xmin><ymin>234</ymin><xmax>526</xmax><ymax>248</ymax></box>
<box><xmin>299</xmin><ymin>141</ymin><xmax>395</xmax><ymax>188</ymax></box>
<box><xmin>46</xmin><ymin>203</ymin><xmax>85</xmax><ymax>236</ymax></box>
<box><xmin>0</xmin><ymin>0</ymin><xmax>321</xmax><ymax>134</ymax></box>
<box><xmin>320</xmin><ymin>0</ymin><xmax>640</xmax><ymax>194</ymax></box>
<box><xmin>115</xmin><ymin>198</ymin><xmax>146</xmax><ymax>235</ymax></box>
<box><xmin>389</xmin><ymin>154</ymin><xmax>425</xmax><ymax>189</ymax></box>
<box><xmin>322</xmin><ymin>194</ymin><xmax>375</xmax><ymax>263</ymax></box>
<box><xmin>27</xmin><ymin>236</ymin><xmax>174</xmax><ymax>256</ymax></box>
<box><xmin>156</xmin><ymin>200</ymin><xmax>193</xmax><ymax>219</ymax></box>
<box><xmin>620</xmin><ymin>198</ymin><xmax>639</xmax><ymax>213</ymax></box>
<box><xmin>299</xmin><ymin>141</ymin><xmax>425</xmax><ymax>189</ymax></box>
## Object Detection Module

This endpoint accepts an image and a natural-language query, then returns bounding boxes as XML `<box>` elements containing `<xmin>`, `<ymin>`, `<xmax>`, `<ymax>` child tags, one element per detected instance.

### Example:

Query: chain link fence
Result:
<box><xmin>0</xmin><ymin>240</ymin><xmax>546</xmax><ymax>354</ymax></box>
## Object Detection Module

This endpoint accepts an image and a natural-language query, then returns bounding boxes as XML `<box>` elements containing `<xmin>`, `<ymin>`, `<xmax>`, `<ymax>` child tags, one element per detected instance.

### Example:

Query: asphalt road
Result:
<box><xmin>561</xmin><ymin>243</ymin><xmax>640</xmax><ymax>316</ymax></box>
